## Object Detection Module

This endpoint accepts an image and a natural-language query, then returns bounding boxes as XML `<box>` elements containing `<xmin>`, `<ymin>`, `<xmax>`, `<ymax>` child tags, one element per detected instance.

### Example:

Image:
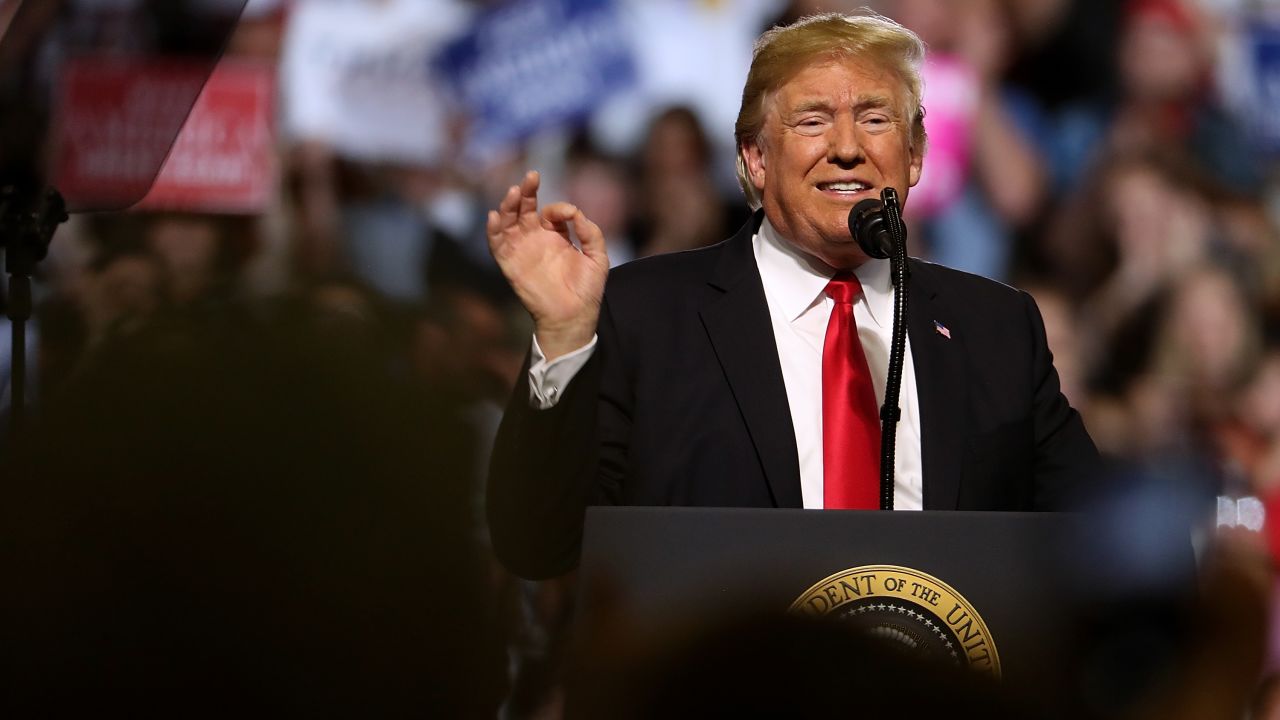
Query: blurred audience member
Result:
<box><xmin>1153</xmin><ymin>267</ymin><xmax>1262</xmax><ymax>423</ymax></box>
<box><xmin>634</xmin><ymin>106</ymin><xmax>741</xmax><ymax>257</ymax></box>
<box><xmin>890</xmin><ymin>0</ymin><xmax>1050</xmax><ymax>280</ymax></box>
<box><xmin>563</xmin><ymin>133</ymin><xmax>637</xmax><ymax>267</ymax></box>
<box><xmin>590</xmin><ymin>0</ymin><xmax>783</xmax><ymax>192</ymax></box>
<box><xmin>1043</xmin><ymin>150</ymin><xmax>1207</xmax><ymax>317</ymax></box>
<box><xmin>82</xmin><ymin>245</ymin><xmax>167</xmax><ymax>348</ymax></box>
<box><xmin>1049</xmin><ymin>0</ymin><xmax>1260</xmax><ymax>198</ymax></box>
<box><xmin>143</xmin><ymin>212</ymin><xmax>257</xmax><ymax>309</ymax></box>
<box><xmin>1025</xmin><ymin>283</ymin><xmax>1089</xmax><ymax>413</ymax></box>
<box><xmin>1219</xmin><ymin>345</ymin><xmax>1280</xmax><ymax>503</ymax></box>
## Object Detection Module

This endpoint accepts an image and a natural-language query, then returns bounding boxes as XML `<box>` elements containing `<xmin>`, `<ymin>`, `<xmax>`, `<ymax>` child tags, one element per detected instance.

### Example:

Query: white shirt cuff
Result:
<box><xmin>527</xmin><ymin>333</ymin><xmax>598</xmax><ymax>409</ymax></box>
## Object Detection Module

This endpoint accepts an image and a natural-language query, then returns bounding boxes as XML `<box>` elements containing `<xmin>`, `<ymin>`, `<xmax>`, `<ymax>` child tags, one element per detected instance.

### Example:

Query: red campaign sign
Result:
<box><xmin>55</xmin><ymin>57</ymin><xmax>276</xmax><ymax>214</ymax></box>
<box><xmin>138</xmin><ymin>60</ymin><xmax>276</xmax><ymax>213</ymax></box>
<box><xmin>55</xmin><ymin>57</ymin><xmax>210</xmax><ymax>211</ymax></box>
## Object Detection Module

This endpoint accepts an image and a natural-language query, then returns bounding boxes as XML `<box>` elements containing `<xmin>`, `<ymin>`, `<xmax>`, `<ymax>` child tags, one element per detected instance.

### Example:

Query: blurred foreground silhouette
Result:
<box><xmin>1</xmin><ymin>302</ymin><xmax>505</xmax><ymax>716</ymax></box>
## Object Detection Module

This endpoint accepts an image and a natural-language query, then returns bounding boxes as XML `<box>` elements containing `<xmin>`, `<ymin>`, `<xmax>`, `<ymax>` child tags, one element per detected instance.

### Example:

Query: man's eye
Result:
<box><xmin>794</xmin><ymin>117</ymin><xmax>829</xmax><ymax>134</ymax></box>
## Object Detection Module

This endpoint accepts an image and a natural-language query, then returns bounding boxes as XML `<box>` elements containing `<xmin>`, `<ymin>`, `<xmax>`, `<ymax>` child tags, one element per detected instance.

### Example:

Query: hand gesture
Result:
<box><xmin>487</xmin><ymin>171</ymin><xmax>609</xmax><ymax>360</ymax></box>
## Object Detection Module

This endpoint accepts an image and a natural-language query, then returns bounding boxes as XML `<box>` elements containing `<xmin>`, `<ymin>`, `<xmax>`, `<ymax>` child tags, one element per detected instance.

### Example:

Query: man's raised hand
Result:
<box><xmin>487</xmin><ymin>171</ymin><xmax>609</xmax><ymax>360</ymax></box>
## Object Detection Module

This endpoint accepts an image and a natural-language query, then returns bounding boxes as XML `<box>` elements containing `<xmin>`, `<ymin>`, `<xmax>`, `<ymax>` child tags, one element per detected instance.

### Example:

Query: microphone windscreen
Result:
<box><xmin>848</xmin><ymin>199</ymin><xmax>891</xmax><ymax>259</ymax></box>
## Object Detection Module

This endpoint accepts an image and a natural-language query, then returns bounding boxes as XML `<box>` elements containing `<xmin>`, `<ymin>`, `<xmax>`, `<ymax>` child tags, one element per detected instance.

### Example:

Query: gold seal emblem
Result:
<box><xmin>790</xmin><ymin>565</ymin><xmax>1000</xmax><ymax>678</ymax></box>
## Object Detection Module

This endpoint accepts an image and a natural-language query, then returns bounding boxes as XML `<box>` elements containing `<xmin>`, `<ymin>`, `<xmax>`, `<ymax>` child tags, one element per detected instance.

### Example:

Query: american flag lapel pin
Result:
<box><xmin>933</xmin><ymin>320</ymin><xmax>951</xmax><ymax>339</ymax></box>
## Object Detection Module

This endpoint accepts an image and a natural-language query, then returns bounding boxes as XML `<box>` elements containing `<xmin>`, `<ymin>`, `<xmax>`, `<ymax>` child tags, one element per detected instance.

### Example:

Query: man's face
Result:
<box><xmin>742</xmin><ymin>57</ymin><xmax>923</xmax><ymax>270</ymax></box>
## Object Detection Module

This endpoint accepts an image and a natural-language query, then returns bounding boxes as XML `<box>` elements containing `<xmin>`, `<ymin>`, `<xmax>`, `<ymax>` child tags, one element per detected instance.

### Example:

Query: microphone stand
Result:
<box><xmin>1</xmin><ymin>185</ymin><xmax>66</xmax><ymax>440</ymax></box>
<box><xmin>876</xmin><ymin>188</ymin><xmax>909</xmax><ymax>511</ymax></box>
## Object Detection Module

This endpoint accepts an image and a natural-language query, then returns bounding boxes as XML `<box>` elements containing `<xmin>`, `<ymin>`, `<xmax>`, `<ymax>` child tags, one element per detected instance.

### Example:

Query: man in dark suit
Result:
<box><xmin>485</xmin><ymin>12</ymin><xmax>1097</xmax><ymax>580</ymax></box>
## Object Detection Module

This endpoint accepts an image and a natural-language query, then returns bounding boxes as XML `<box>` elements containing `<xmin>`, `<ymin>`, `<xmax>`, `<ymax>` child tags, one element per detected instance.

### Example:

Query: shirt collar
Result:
<box><xmin>753</xmin><ymin>216</ymin><xmax>894</xmax><ymax>329</ymax></box>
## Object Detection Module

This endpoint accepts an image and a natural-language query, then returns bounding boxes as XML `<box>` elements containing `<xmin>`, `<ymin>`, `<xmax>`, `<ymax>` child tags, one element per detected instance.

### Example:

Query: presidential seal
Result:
<box><xmin>790</xmin><ymin>565</ymin><xmax>1000</xmax><ymax>678</ymax></box>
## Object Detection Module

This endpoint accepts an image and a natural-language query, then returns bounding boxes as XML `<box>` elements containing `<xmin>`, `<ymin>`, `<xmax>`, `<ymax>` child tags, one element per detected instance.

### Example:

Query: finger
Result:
<box><xmin>541</xmin><ymin>202</ymin><xmax>579</xmax><ymax>233</ymax></box>
<box><xmin>486</xmin><ymin>210</ymin><xmax>503</xmax><ymax>250</ymax></box>
<box><xmin>571</xmin><ymin>210</ymin><xmax>609</xmax><ymax>265</ymax></box>
<box><xmin>494</xmin><ymin>183</ymin><xmax>522</xmax><ymax>231</ymax></box>
<box><xmin>517</xmin><ymin>170</ymin><xmax>541</xmax><ymax>222</ymax></box>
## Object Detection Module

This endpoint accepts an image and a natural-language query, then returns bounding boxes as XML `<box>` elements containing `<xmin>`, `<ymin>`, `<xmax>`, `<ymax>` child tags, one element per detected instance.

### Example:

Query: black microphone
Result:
<box><xmin>845</xmin><ymin>188</ymin><xmax>910</xmax><ymax>511</ymax></box>
<box><xmin>848</xmin><ymin>198</ymin><xmax>893</xmax><ymax>259</ymax></box>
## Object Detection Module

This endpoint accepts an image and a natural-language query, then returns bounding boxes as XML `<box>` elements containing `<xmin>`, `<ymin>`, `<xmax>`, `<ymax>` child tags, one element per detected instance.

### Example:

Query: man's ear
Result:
<box><xmin>742</xmin><ymin>139</ymin><xmax>767</xmax><ymax>192</ymax></box>
<box><xmin>908</xmin><ymin>144</ymin><xmax>923</xmax><ymax>188</ymax></box>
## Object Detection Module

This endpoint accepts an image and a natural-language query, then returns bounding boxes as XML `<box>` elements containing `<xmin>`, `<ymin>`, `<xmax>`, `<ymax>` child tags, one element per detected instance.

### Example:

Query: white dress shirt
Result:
<box><xmin>753</xmin><ymin>219</ymin><xmax>923</xmax><ymax>510</ymax></box>
<box><xmin>528</xmin><ymin>217</ymin><xmax>924</xmax><ymax>510</ymax></box>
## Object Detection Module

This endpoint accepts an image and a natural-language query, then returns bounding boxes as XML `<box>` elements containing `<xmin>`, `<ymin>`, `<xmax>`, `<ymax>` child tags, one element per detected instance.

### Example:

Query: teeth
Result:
<box><xmin>822</xmin><ymin>182</ymin><xmax>869</xmax><ymax>192</ymax></box>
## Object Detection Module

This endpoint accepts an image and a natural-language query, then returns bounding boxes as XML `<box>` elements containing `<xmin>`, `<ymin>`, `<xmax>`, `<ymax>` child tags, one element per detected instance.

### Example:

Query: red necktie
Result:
<box><xmin>823</xmin><ymin>273</ymin><xmax>881</xmax><ymax>510</ymax></box>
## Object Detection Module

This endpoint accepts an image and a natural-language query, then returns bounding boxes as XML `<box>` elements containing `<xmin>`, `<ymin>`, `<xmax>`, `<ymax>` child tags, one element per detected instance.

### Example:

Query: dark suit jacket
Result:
<box><xmin>489</xmin><ymin>213</ymin><xmax>1098</xmax><ymax>579</ymax></box>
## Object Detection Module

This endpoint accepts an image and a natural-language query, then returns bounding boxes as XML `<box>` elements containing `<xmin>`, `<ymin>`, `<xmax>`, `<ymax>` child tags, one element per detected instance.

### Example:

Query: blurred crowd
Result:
<box><xmin>3</xmin><ymin>0</ymin><xmax>1280</xmax><ymax>716</ymax></box>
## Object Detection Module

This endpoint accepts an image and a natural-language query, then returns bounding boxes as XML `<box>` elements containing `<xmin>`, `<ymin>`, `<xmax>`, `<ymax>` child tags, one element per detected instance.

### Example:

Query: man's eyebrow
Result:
<box><xmin>789</xmin><ymin>98</ymin><xmax>834</xmax><ymax>114</ymax></box>
<box><xmin>854</xmin><ymin>94</ymin><xmax>894</xmax><ymax>110</ymax></box>
<box><xmin>787</xmin><ymin>94</ymin><xmax>898</xmax><ymax>115</ymax></box>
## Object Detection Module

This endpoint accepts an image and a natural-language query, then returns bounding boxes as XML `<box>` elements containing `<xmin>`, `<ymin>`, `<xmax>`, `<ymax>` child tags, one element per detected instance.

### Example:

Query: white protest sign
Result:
<box><xmin>279</xmin><ymin>0</ymin><xmax>472</xmax><ymax>165</ymax></box>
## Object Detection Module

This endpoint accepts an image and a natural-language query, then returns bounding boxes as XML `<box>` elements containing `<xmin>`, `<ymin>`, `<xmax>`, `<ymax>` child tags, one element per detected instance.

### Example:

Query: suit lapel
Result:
<box><xmin>699</xmin><ymin>213</ymin><xmax>803</xmax><ymax>509</ymax></box>
<box><xmin>908</xmin><ymin>261</ymin><xmax>967</xmax><ymax>510</ymax></box>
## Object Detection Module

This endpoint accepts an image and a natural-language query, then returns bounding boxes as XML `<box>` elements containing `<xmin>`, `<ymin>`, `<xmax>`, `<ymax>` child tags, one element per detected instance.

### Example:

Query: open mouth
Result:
<box><xmin>817</xmin><ymin>180</ymin><xmax>874</xmax><ymax>197</ymax></box>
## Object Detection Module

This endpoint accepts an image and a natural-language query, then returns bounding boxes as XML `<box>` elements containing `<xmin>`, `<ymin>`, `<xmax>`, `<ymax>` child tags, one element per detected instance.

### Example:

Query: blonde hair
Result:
<box><xmin>734</xmin><ymin>11</ymin><xmax>927</xmax><ymax>208</ymax></box>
